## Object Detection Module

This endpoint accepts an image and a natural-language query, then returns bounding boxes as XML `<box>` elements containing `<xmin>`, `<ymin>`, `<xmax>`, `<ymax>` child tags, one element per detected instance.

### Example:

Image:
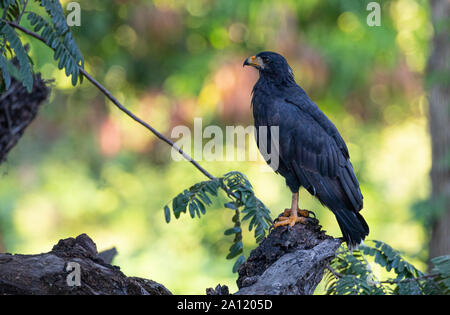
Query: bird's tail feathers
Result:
<box><xmin>333</xmin><ymin>209</ymin><xmax>369</xmax><ymax>250</ymax></box>
<box><xmin>292</xmin><ymin>164</ymin><xmax>368</xmax><ymax>249</ymax></box>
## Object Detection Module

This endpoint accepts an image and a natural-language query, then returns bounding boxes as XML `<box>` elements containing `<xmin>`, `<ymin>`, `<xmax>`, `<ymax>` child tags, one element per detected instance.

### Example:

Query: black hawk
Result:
<box><xmin>243</xmin><ymin>51</ymin><xmax>369</xmax><ymax>248</ymax></box>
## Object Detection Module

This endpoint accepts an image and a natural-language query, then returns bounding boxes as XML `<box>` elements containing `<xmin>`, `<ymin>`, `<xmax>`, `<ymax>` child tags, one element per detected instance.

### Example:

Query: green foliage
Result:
<box><xmin>0</xmin><ymin>0</ymin><xmax>84</xmax><ymax>92</ymax></box>
<box><xmin>221</xmin><ymin>172</ymin><xmax>272</xmax><ymax>243</ymax></box>
<box><xmin>167</xmin><ymin>178</ymin><xmax>220</xmax><ymax>221</ymax></box>
<box><xmin>29</xmin><ymin>0</ymin><xmax>84</xmax><ymax>84</ymax></box>
<box><xmin>0</xmin><ymin>21</ymin><xmax>33</xmax><ymax>91</ymax></box>
<box><xmin>1</xmin><ymin>0</ymin><xmax>20</xmax><ymax>19</ymax></box>
<box><xmin>361</xmin><ymin>240</ymin><xmax>424</xmax><ymax>280</ymax></box>
<box><xmin>325</xmin><ymin>241</ymin><xmax>450</xmax><ymax>295</ymax></box>
<box><xmin>325</xmin><ymin>246</ymin><xmax>386</xmax><ymax>295</ymax></box>
<box><xmin>430</xmin><ymin>255</ymin><xmax>450</xmax><ymax>294</ymax></box>
<box><xmin>0</xmin><ymin>41</ymin><xmax>11</xmax><ymax>89</ymax></box>
<box><xmin>164</xmin><ymin>171</ymin><xmax>272</xmax><ymax>273</ymax></box>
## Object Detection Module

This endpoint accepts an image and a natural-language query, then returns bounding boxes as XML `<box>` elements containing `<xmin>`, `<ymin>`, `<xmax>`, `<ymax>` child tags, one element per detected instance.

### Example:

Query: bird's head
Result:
<box><xmin>243</xmin><ymin>51</ymin><xmax>294</xmax><ymax>82</ymax></box>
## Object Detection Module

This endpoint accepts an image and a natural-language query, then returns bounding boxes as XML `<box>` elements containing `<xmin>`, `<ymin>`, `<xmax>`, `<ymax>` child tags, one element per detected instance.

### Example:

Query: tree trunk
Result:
<box><xmin>427</xmin><ymin>0</ymin><xmax>450</xmax><ymax>266</ymax></box>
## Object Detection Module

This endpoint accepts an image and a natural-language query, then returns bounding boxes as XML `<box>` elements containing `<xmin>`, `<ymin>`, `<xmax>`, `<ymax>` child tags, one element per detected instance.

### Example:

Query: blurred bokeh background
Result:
<box><xmin>0</xmin><ymin>0</ymin><xmax>438</xmax><ymax>293</ymax></box>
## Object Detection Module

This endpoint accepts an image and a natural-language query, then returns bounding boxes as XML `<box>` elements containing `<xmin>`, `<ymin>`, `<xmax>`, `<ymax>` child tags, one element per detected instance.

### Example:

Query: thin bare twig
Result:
<box><xmin>6</xmin><ymin>20</ymin><xmax>216</xmax><ymax>181</ymax></box>
<box><xmin>16</xmin><ymin>0</ymin><xmax>29</xmax><ymax>23</ymax></box>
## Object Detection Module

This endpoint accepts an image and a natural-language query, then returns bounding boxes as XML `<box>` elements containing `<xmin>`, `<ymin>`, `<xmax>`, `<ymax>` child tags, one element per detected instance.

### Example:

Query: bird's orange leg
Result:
<box><xmin>273</xmin><ymin>192</ymin><xmax>308</xmax><ymax>228</ymax></box>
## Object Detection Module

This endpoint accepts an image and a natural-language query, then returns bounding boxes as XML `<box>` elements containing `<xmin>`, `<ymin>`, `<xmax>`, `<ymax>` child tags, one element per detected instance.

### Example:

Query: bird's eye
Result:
<box><xmin>262</xmin><ymin>57</ymin><xmax>269</xmax><ymax>63</ymax></box>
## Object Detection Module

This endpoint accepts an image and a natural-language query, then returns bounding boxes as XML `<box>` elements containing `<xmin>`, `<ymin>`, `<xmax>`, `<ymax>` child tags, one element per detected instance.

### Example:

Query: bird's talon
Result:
<box><xmin>283</xmin><ymin>208</ymin><xmax>314</xmax><ymax>218</ymax></box>
<box><xmin>273</xmin><ymin>215</ymin><xmax>307</xmax><ymax>228</ymax></box>
<box><xmin>297</xmin><ymin>209</ymin><xmax>309</xmax><ymax>217</ymax></box>
<box><xmin>299</xmin><ymin>209</ymin><xmax>316</xmax><ymax>218</ymax></box>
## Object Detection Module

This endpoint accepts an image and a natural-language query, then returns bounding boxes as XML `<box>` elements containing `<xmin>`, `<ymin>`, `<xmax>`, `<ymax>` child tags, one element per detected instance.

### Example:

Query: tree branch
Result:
<box><xmin>6</xmin><ymin>20</ymin><xmax>216</xmax><ymax>181</ymax></box>
<box><xmin>0</xmin><ymin>234</ymin><xmax>171</xmax><ymax>295</ymax></box>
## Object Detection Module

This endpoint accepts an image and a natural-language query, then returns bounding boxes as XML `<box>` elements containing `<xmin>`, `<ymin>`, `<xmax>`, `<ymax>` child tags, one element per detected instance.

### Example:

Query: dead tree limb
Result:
<box><xmin>0</xmin><ymin>234</ymin><xmax>171</xmax><ymax>295</ymax></box>
<box><xmin>0</xmin><ymin>219</ymin><xmax>341</xmax><ymax>295</ymax></box>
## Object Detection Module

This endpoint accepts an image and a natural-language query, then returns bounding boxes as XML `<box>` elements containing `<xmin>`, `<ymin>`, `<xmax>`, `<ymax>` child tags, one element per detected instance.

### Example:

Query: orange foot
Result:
<box><xmin>282</xmin><ymin>208</ymin><xmax>314</xmax><ymax>218</ymax></box>
<box><xmin>273</xmin><ymin>214</ymin><xmax>307</xmax><ymax>227</ymax></box>
<box><xmin>273</xmin><ymin>208</ymin><xmax>313</xmax><ymax>228</ymax></box>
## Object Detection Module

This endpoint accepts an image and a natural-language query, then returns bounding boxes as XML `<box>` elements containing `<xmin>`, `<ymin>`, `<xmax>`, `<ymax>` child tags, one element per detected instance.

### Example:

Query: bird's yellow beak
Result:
<box><xmin>243</xmin><ymin>55</ymin><xmax>263</xmax><ymax>69</ymax></box>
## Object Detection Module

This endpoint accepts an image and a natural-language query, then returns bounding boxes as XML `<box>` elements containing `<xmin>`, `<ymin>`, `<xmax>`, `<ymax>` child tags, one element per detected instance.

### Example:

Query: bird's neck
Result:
<box><xmin>258</xmin><ymin>71</ymin><xmax>295</xmax><ymax>88</ymax></box>
<box><xmin>254</xmin><ymin>74</ymin><xmax>295</xmax><ymax>98</ymax></box>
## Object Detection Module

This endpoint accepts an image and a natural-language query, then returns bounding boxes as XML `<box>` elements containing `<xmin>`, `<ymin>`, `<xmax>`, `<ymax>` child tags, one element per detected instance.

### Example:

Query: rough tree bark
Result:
<box><xmin>234</xmin><ymin>217</ymin><xmax>341</xmax><ymax>295</ymax></box>
<box><xmin>0</xmin><ymin>234</ymin><xmax>171</xmax><ymax>295</ymax></box>
<box><xmin>0</xmin><ymin>218</ymin><xmax>341</xmax><ymax>295</ymax></box>
<box><xmin>427</xmin><ymin>0</ymin><xmax>450</xmax><ymax>265</ymax></box>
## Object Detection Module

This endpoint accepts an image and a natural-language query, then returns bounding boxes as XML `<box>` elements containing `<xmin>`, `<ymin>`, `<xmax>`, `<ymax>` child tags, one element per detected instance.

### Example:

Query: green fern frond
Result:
<box><xmin>0</xmin><ymin>21</ymin><xmax>33</xmax><ymax>91</ymax></box>
<box><xmin>38</xmin><ymin>0</ymin><xmax>68</xmax><ymax>35</ymax></box>
<box><xmin>221</xmin><ymin>171</ymin><xmax>272</xmax><ymax>243</ymax></box>
<box><xmin>0</xmin><ymin>0</ymin><xmax>17</xmax><ymax>16</ymax></box>
<box><xmin>0</xmin><ymin>1</ymin><xmax>84</xmax><ymax>91</ymax></box>
<box><xmin>0</xmin><ymin>45</ymin><xmax>11</xmax><ymax>89</ymax></box>
<box><xmin>325</xmin><ymin>242</ymin><xmax>448</xmax><ymax>295</ymax></box>
<box><xmin>1</xmin><ymin>0</ymin><xmax>21</xmax><ymax>21</ymax></box>
<box><xmin>164</xmin><ymin>178</ymin><xmax>220</xmax><ymax>222</ymax></box>
<box><xmin>164</xmin><ymin>171</ymin><xmax>273</xmax><ymax>273</ymax></box>
<box><xmin>27</xmin><ymin>3</ymin><xmax>84</xmax><ymax>86</ymax></box>
<box><xmin>0</xmin><ymin>0</ymin><xmax>17</xmax><ymax>8</ymax></box>
<box><xmin>361</xmin><ymin>240</ymin><xmax>424</xmax><ymax>280</ymax></box>
<box><xmin>430</xmin><ymin>255</ymin><xmax>450</xmax><ymax>294</ymax></box>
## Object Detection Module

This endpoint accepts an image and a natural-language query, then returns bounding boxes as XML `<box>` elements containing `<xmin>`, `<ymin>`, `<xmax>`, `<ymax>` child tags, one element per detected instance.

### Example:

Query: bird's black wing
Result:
<box><xmin>278</xmin><ymin>90</ymin><xmax>368</xmax><ymax>246</ymax></box>
<box><xmin>280</xmin><ymin>88</ymin><xmax>363</xmax><ymax>212</ymax></box>
<box><xmin>285</xmin><ymin>88</ymin><xmax>350</xmax><ymax>159</ymax></box>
